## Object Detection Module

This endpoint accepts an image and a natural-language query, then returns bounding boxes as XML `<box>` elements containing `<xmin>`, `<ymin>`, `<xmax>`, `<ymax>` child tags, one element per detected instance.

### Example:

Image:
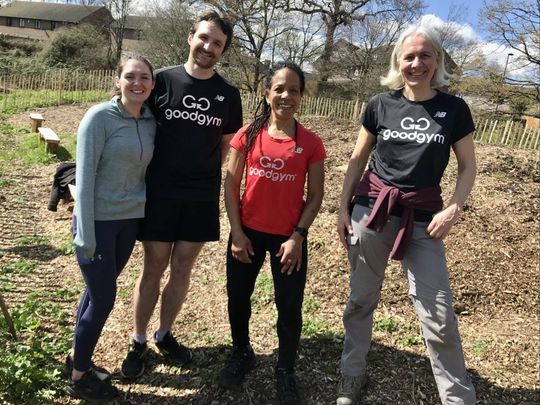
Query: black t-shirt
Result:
<box><xmin>361</xmin><ymin>90</ymin><xmax>475</xmax><ymax>191</ymax></box>
<box><xmin>146</xmin><ymin>65</ymin><xmax>243</xmax><ymax>201</ymax></box>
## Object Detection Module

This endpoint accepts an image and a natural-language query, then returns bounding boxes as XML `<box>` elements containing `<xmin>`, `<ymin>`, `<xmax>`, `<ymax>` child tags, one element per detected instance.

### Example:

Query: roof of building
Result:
<box><xmin>122</xmin><ymin>15</ymin><xmax>154</xmax><ymax>30</ymax></box>
<box><xmin>0</xmin><ymin>1</ymin><xmax>107</xmax><ymax>23</ymax></box>
<box><xmin>110</xmin><ymin>15</ymin><xmax>155</xmax><ymax>31</ymax></box>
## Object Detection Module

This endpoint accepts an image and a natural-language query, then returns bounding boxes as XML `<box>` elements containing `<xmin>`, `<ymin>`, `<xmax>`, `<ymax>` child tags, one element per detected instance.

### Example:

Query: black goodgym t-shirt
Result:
<box><xmin>146</xmin><ymin>65</ymin><xmax>243</xmax><ymax>201</ymax></box>
<box><xmin>361</xmin><ymin>90</ymin><xmax>475</xmax><ymax>191</ymax></box>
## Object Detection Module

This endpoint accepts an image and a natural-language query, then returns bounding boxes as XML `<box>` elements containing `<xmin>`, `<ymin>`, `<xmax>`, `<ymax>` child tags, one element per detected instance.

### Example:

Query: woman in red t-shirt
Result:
<box><xmin>217</xmin><ymin>61</ymin><xmax>326</xmax><ymax>404</ymax></box>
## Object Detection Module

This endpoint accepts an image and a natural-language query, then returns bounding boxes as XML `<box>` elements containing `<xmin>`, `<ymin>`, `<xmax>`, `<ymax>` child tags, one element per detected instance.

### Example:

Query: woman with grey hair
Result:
<box><xmin>336</xmin><ymin>24</ymin><xmax>477</xmax><ymax>405</ymax></box>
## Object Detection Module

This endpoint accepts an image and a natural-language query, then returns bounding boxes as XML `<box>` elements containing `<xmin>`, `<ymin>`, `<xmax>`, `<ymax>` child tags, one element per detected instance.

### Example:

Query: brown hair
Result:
<box><xmin>190</xmin><ymin>10</ymin><xmax>234</xmax><ymax>52</ymax></box>
<box><xmin>113</xmin><ymin>54</ymin><xmax>154</xmax><ymax>96</ymax></box>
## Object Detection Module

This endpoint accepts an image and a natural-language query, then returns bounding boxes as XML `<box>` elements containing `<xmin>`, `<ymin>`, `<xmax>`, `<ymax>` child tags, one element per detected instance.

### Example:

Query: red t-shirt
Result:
<box><xmin>230</xmin><ymin>123</ymin><xmax>326</xmax><ymax>236</ymax></box>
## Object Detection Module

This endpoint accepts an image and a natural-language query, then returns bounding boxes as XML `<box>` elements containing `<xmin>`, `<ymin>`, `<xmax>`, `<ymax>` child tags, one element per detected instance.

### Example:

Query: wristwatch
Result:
<box><xmin>294</xmin><ymin>227</ymin><xmax>308</xmax><ymax>238</ymax></box>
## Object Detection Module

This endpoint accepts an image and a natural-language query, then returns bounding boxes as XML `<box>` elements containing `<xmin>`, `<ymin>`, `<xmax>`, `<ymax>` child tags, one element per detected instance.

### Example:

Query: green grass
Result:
<box><xmin>0</xmin><ymin>293</ymin><xmax>72</xmax><ymax>403</ymax></box>
<box><xmin>1</xmin><ymin>258</ymin><xmax>39</xmax><ymax>275</ymax></box>
<box><xmin>0</xmin><ymin>124</ymin><xmax>54</xmax><ymax>165</ymax></box>
<box><xmin>374</xmin><ymin>317</ymin><xmax>399</xmax><ymax>333</ymax></box>
<box><xmin>51</xmin><ymin>287</ymin><xmax>78</xmax><ymax>301</ymax></box>
<box><xmin>0</xmin><ymin>120</ymin><xmax>76</xmax><ymax>169</ymax></box>
<box><xmin>17</xmin><ymin>234</ymin><xmax>51</xmax><ymax>246</ymax></box>
<box><xmin>0</xmin><ymin>89</ymin><xmax>108</xmax><ymax>114</ymax></box>
<box><xmin>57</xmin><ymin>239</ymin><xmax>75</xmax><ymax>256</ymax></box>
<box><xmin>472</xmin><ymin>338</ymin><xmax>489</xmax><ymax>357</ymax></box>
<box><xmin>302</xmin><ymin>296</ymin><xmax>333</xmax><ymax>337</ymax></box>
<box><xmin>395</xmin><ymin>334</ymin><xmax>424</xmax><ymax>346</ymax></box>
<box><xmin>0</xmin><ymin>178</ymin><xmax>13</xmax><ymax>188</ymax></box>
<box><xmin>302</xmin><ymin>317</ymin><xmax>331</xmax><ymax>337</ymax></box>
<box><xmin>302</xmin><ymin>296</ymin><xmax>320</xmax><ymax>313</ymax></box>
<box><xmin>251</xmin><ymin>271</ymin><xmax>274</xmax><ymax>310</ymax></box>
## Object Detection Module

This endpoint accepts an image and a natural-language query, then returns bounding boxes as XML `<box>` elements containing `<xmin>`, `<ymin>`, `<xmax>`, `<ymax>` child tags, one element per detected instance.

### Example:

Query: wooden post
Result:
<box><xmin>505</xmin><ymin>121</ymin><xmax>514</xmax><ymax>145</ymax></box>
<box><xmin>488</xmin><ymin>120</ymin><xmax>498</xmax><ymax>144</ymax></box>
<box><xmin>519</xmin><ymin>125</ymin><xmax>529</xmax><ymax>148</ymax></box>
<box><xmin>473</xmin><ymin>119</ymin><xmax>482</xmax><ymax>141</ymax></box>
<box><xmin>0</xmin><ymin>291</ymin><xmax>17</xmax><ymax>340</ymax></box>
<box><xmin>501</xmin><ymin>120</ymin><xmax>510</xmax><ymax>145</ymax></box>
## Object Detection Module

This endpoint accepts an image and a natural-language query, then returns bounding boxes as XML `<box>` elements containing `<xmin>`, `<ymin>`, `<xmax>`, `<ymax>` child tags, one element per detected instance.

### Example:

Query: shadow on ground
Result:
<box><xmin>114</xmin><ymin>334</ymin><xmax>538</xmax><ymax>404</ymax></box>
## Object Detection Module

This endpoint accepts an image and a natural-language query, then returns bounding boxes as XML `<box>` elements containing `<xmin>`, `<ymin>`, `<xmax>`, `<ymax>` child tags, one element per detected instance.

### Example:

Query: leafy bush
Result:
<box><xmin>41</xmin><ymin>24</ymin><xmax>110</xmax><ymax>70</ymax></box>
<box><xmin>0</xmin><ymin>294</ymin><xmax>71</xmax><ymax>403</ymax></box>
<box><xmin>0</xmin><ymin>54</ymin><xmax>48</xmax><ymax>75</ymax></box>
<box><xmin>0</xmin><ymin>34</ymin><xmax>42</xmax><ymax>56</ymax></box>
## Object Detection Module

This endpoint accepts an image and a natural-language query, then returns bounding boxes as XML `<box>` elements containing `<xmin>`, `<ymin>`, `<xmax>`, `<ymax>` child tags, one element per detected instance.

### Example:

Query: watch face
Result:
<box><xmin>295</xmin><ymin>227</ymin><xmax>308</xmax><ymax>237</ymax></box>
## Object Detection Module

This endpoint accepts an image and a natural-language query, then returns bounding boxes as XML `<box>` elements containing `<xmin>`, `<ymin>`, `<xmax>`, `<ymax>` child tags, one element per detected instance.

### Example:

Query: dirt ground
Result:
<box><xmin>1</xmin><ymin>105</ymin><xmax>539</xmax><ymax>404</ymax></box>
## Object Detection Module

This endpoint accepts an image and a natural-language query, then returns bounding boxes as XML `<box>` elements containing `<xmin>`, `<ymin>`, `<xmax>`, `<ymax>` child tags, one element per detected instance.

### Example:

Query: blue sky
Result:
<box><xmin>424</xmin><ymin>0</ymin><xmax>485</xmax><ymax>37</ymax></box>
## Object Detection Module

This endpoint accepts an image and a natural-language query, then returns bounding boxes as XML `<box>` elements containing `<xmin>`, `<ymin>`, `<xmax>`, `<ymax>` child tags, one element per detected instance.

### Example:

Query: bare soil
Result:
<box><xmin>1</xmin><ymin>105</ymin><xmax>539</xmax><ymax>404</ymax></box>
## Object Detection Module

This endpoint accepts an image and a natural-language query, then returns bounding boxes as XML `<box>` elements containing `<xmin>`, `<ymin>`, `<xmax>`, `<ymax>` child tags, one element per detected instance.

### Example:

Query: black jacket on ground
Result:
<box><xmin>48</xmin><ymin>162</ymin><xmax>76</xmax><ymax>211</ymax></box>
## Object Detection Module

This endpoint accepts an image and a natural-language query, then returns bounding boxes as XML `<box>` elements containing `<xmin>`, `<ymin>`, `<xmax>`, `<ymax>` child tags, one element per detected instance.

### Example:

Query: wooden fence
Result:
<box><xmin>0</xmin><ymin>70</ymin><xmax>113</xmax><ymax>110</ymax></box>
<box><xmin>0</xmin><ymin>70</ymin><xmax>538</xmax><ymax>150</ymax></box>
<box><xmin>241</xmin><ymin>91</ymin><xmax>365</xmax><ymax>121</ymax></box>
<box><xmin>473</xmin><ymin>118</ymin><xmax>539</xmax><ymax>150</ymax></box>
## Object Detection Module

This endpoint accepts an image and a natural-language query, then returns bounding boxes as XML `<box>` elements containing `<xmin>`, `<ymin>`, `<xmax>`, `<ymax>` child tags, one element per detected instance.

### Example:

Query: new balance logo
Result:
<box><xmin>434</xmin><ymin>111</ymin><xmax>447</xmax><ymax>118</ymax></box>
<box><xmin>215</xmin><ymin>95</ymin><xmax>224</xmax><ymax>101</ymax></box>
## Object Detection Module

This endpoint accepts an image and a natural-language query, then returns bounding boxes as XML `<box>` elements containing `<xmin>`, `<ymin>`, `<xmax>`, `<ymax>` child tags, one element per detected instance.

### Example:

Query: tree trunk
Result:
<box><xmin>318</xmin><ymin>19</ymin><xmax>337</xmax><ymax>82</ymax></box>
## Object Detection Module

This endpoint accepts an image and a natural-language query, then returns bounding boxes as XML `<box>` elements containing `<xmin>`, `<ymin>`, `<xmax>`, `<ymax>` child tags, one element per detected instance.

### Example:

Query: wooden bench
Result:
<box><xmin>29</xmin><ymin>113</ymin><xmax>44</xmax><ymax>133</ymax></box>
<box><xmin>38</xmin><ymin>127</ymin><xmax>60</xmax><ymax>154</ymax></box>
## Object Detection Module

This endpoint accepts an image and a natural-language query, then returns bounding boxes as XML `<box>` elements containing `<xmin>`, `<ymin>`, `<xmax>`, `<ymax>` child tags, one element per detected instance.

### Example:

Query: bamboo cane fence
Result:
<box><xmin>474</xmin><ymin>117</ymin><xmax>540</xmax><ymax>151</ymax></box>
<box><xmin>1</xmin><ymin>70</ymin><xmax>538</xmax><ymax>150</ymax></box>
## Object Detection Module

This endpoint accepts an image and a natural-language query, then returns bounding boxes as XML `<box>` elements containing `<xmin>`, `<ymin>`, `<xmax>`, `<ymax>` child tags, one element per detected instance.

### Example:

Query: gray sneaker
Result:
<box><xmin>336</xmin><ymin>374</ymin><xmax>367</xmax><ymax>405</ymax></box>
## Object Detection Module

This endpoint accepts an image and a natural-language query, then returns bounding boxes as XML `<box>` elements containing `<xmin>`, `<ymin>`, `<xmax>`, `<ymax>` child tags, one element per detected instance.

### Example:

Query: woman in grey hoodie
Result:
<box><xmin>65</xmin><ymin>54</ymin><xmax>156</xmax><ymax>401</ymax></box>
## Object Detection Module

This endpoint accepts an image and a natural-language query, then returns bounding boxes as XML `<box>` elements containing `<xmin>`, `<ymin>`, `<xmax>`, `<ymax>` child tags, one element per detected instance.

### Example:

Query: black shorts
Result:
<box><xmin>138</xmin><ymin>198</ymin><xmax>220</xmax><ymax>242</ymax></box>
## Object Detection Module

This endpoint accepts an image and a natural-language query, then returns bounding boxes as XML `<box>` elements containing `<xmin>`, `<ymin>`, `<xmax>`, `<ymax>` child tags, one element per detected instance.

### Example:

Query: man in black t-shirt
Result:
<box><xmin>121</xmin><ymin>11</ymin><xmax>243</xmax><ymax>379</ymax></box>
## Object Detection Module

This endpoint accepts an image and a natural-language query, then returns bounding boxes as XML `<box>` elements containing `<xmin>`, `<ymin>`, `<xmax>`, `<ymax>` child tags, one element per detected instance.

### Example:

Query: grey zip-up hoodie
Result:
<box><xmin>73</xmin><ymin>96</ymin><xmax>155</xmax><ymax>259</ymax></box>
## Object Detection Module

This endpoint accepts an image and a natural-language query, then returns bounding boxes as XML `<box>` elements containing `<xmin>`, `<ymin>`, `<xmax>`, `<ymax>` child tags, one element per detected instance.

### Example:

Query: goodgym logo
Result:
<box><xmin>248</xmin><ymin>156</ymin><xmax>297</xmax><ymax>182</ymax></box>
<box><xmin>380</xmin><ymin>116</ymin><xmax>445</xmax><ymax>144</ymax></box>
<box><xmin>164</xmin><ymin>95</ymin><xmax>223</xmax><ymax>126</ymax></box>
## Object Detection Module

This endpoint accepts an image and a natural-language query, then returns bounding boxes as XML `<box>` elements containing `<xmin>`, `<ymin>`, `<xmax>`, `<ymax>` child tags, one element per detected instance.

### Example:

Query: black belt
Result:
<box><xmin>353</xmin><ymin>195</ymin><xmax>434</xmax><ymax>222</ymax></box>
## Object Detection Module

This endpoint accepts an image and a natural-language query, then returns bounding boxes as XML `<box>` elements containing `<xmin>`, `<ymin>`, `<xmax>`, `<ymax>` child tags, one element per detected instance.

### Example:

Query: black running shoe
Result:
<box><xmin>121</xmin><ymin>340</ymin><xmax>148</xmax><ymax>379</ymax></box>
<box><xmin>217</xmin><ymin>345</ymin><xmax>256</xmax><ymax>388</ymax></box>
<box><xmin>154</xmin><ymin>331</ymin><xmax>192</xmax><ymax>365</ymax></box>
<box><xmin>64</xmin><ymin>354</ymin><xmax>111</xmax><ymax>382</ymax></box>
<box><xmin>65</xmin><ymin>371</ymin><xmax>118</xmax><ymax>401</ymax></box>
<box><xmin>275</xmin><ymin>368</ymin><xmax>303</xmax><ymax>405</ymax></box>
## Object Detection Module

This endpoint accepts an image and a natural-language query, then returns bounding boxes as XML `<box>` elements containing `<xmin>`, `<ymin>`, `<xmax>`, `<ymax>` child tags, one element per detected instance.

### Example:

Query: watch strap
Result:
<box><xmin>294</xmin><ymin>227</ymin><xmax>308</xmax><ymax>238</ymax></box>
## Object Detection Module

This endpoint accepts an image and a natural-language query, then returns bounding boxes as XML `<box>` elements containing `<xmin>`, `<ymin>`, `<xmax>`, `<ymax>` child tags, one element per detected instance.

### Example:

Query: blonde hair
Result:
<box><xmin>380</xmin><ymin>24</ymin><xmax>451</xmax><ymax>90</ymax></box>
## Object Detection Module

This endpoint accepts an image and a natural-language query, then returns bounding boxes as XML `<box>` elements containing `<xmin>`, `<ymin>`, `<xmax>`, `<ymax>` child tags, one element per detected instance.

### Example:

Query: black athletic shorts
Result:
<box><xmin>138</xmin><ymin>198</ymin><xmax>220</xmax><ymax>242</ymax></box>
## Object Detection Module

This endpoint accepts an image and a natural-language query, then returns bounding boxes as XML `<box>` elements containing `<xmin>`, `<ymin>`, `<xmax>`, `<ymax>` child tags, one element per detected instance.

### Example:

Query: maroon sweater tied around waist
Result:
<box><xmin>355</xmin><ymin>171</ymin><xmax>444</xmax><ymax>260</ymax></box>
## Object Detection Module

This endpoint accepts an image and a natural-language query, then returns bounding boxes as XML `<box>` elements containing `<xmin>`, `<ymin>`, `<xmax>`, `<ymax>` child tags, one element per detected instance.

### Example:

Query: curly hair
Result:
<box><xmin>243</xmin><ymin>61</ymin><xmax>305</xmax><ymax>152</ymax></box>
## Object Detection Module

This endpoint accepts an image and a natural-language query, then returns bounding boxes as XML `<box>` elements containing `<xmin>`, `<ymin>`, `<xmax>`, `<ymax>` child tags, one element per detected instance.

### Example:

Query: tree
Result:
<box><xmin>479</xmin><ymin>0</ymin><xmax>539</xmax><ymax>116</ymax></box>
<box><xmin>272</xmin><ymin>12</ymin><xmax>325</xmax><ymax>69</ymax></box>
<box><xmin>480</xmin><ymin>0</ymin><xmax>540</xmax><ymax>70</ymax></box>
<box><xmin>103</xmin><ymin>0</ymin><xmax>135</xmax><ymax>66</ymax></box>
<box><xmin>204</xmin><ymin>0</ymin><xmax>291</xmax><ymax>91</ymax></box>
<box><xmin>283</xmin><ymin>0</ymin><xmax>425</xmax><ymax>81</ymax></box>
<box><xmin>138</xmin><ymin>0</ymin><xmax>193</xmax><ymax>68</ymax></box>
<box><xmin>41</xmin><ymin>24</ymin><xmax>110</xmax><ymax>70</ymax></box>
<box><xmin>333</xmin><ymin>9</ymin><xmax>419</xmax><ymax>99</ymax></box>
<box><xmin>51</xmin><ymin>0</ymin><xmax>133</xmax><ymax>67</ymax></box>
